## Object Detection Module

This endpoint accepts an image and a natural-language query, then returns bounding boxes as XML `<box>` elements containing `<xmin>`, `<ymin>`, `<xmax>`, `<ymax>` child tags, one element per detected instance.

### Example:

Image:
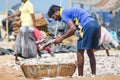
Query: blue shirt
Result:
<box><xmin>61</xmin><ymin>8</ymin><xmax>95</xmax><ymax>27</ymax></box>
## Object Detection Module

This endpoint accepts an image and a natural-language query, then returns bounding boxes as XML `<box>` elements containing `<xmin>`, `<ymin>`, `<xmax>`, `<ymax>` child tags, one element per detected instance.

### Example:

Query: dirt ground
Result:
<box><xmin>0</xmin><ymin>50</ymin><xmax>120</xmax><ymax>80</ymax></box>
<box><xmin>0</xmin><ymin>55</ymin><xmax>34</xmax><ymax>80</ymax></box>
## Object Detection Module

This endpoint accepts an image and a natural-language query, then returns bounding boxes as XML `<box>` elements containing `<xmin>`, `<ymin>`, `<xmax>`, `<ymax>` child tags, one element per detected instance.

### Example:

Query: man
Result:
<box><xmin>6</xmin><ymin>0</ymin><xmax>36</xmax><ymax>60</ymax></box>
<box><xmin>99</xmin><ymin>26</ymin><xmax>120</xmax><ymax>56</ymax></box>
<box><xmin>48</xmin><ymin>5</ymin><xmax>99</xmax><ymax>76</ymax></box>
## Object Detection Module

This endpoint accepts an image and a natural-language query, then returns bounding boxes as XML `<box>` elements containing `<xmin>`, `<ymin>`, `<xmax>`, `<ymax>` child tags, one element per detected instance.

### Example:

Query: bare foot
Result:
<box><xmin>14</xmin><ymin>54</ymin><xmax>19</xmax><ymax>61</ymax></box>
<box><xmin>15</xmin><ymin>60</ymin><xmax>20</xmax><ymax>65</ymax></box>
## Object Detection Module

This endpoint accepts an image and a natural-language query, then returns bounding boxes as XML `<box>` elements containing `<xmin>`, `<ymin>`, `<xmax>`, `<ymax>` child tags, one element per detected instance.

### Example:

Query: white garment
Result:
<box><xmin>99</xmin><ymin>26</ymin><xmax>119</xmax><ymax>49</ymax></box>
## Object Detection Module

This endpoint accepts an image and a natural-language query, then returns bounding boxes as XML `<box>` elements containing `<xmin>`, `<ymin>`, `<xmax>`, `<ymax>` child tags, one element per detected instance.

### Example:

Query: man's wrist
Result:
<box><xmin>60</xmin><ymin>36</ymin><xmax>64</xmax><ymax>41</ymax></box>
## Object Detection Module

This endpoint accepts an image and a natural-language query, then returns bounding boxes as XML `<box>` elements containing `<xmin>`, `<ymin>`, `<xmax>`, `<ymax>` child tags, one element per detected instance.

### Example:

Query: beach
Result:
<box><xmin>0</xmin><ymin>50</ymin><xmax>120</xmax><ymax>80</ymax></box>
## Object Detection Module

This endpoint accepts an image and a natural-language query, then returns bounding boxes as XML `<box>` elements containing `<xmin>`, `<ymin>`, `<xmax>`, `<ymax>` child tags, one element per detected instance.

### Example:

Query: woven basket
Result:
<box><xmin>21</xmin><ymin>63</ymin><xmax>76</xmax><ymax>79</ymax></box>
<box><xmin>35</xmin><ymin>15</ymin><xmax>48</xmax><ymax>27</ymax></box>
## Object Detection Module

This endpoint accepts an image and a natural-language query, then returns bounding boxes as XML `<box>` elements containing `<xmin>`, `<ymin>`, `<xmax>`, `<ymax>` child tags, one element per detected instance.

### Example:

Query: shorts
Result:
<box><xmin>77</xmin><ymin>21</ymin><xmax>99</xmax><ymax>50</ymax></box>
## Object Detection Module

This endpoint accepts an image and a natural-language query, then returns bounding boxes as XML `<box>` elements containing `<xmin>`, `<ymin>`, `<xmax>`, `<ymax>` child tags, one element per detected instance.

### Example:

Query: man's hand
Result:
<box><xmin>54</xmin><ymin>36</ymin><xmax>63</xmax><ymax>44</ymax></box>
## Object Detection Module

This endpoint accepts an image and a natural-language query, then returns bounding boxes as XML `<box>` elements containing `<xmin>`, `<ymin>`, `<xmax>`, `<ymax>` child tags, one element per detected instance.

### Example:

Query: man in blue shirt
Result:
<box><xmin>48</xmin><ymin>5</ymin><xmax>99</xmax><ymax>76</ymax></box>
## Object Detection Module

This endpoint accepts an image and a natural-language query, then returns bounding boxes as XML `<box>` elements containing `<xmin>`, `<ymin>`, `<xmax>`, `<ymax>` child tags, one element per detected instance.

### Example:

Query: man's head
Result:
<box><xmin>48</xmin><ymin>5</ymin><xmax>61</xmax><ymax>21</ymax></box>
<box><xmin>21</xmin><ymin>0</ymin><xmax>28</xmax><ymax>3</ymax></box>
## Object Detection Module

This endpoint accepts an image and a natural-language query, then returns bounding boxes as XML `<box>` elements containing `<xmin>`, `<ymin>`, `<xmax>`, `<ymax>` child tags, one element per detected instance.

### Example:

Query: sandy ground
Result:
<box><xmin>0</xmin><ymin>55</ymin><xmax>33</xmax><ymax>80</ymax></box>
<box><xmin>0</xmin><ymin>50</ymin><xmax>120</xmax><ymax>80</ymax></box>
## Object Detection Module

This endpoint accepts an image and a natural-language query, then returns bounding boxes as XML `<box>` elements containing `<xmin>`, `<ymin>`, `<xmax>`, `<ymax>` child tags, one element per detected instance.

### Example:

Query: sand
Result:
<box><xmin>0</xmin><ymin>50</ymin><xmax>120</xmax><ymax>80</ymax></box>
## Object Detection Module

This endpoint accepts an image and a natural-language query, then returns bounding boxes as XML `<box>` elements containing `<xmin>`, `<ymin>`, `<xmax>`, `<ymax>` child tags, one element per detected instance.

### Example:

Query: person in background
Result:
<box><xmin>34</xmin><ymin>27</ymin><xmax>54</xmax><ymax>57</ymax></box>
<box><xmin>99</xmin><ymin>26</ymin><xmax>120</xmax><ymax>56</ymax></box>
<box><xmin>6</xmin><ymin>0</ymin><xmax>37</xmax><ymax>61</ymax></box>
<box><xmin>48</xmin><ymin>5</ymin><xmax>99</xmax><ymax>76</ymax></box>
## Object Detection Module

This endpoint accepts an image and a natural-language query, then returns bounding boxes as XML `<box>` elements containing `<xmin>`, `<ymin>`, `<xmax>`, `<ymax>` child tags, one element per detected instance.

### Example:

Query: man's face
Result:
<box><xmin>51</xmin><ymin>11</ymin><xmax>61</xmax><ymax>21</ymax></box>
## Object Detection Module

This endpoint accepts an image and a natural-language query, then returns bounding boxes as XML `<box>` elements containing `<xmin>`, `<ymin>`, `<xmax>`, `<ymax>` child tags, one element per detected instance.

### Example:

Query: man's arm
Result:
<box><xmin>55</xmin><ymin>20</ymin><xmax>76</xmax><ymax>44</ymax></box>
<box><xmin>61</xmin><ymin>20</ymin><xmax>76</xmax><ymax>39</ymax></box>
<box><xmin>6</xmin><ymin>11</ymin><xmax>21</xmax><ymax>19</ymax></box>
<box><xmin>31</xmin><ymin>14</ymin><xmax>36</xmax><ymax>27</ymax></box>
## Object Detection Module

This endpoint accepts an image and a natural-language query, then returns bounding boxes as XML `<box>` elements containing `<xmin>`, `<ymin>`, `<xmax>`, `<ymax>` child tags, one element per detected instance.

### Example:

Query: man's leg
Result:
<box><xmin>77</xmin><ymin>49</ymin><xmax>85</xmax><ymax>76</ymax></box>
<box><xmin>105</xmin><ymin>49</ymin><xmax>110</xmax><ymax>56</ymax></box>
<box><xmin>87</xmin><ymin>49</ymin><xmax>96</xmax><ymax>75</ymax></box>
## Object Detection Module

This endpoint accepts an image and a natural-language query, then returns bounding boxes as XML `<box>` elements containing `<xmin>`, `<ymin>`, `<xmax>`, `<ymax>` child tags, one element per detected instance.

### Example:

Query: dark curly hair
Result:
<box><xmin>48</xmin><ymin>5</ymin><xmax>61</xmax><ymax>18</ymax></box>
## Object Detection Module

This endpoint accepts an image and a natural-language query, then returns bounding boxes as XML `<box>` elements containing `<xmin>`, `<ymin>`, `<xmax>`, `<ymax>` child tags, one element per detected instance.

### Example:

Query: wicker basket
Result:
<box><xmin>21</xmin><ymin>63</ymin><xmax>76</xmax><ymax>79</ymax></box>
<box><xmin>35</xmin><ymin>15</ymin><xmax>48</xmax><ymax>27</ymax></box>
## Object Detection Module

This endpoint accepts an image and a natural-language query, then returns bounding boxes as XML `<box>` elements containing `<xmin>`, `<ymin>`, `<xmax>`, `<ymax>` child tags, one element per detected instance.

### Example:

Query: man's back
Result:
<box><xmin>61</xmin><ymin>8</ymin><xmax>95</xmax><ymax>27</ymax></box>
<box><xmin>19</xmin><ymin>0</ymin><xmax>34</xmax><ymax>26</ymax></box>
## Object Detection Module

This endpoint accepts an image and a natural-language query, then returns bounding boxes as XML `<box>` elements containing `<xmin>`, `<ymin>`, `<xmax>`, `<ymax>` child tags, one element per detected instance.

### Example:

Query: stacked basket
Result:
<box><xmin>12</xmin><ymin>17</ymin><xmax>21</xmax><ymax>38</ymax></box>
<box><xmin>35</xmin><ymin>14</ymin><xmax>48</xmax><ymax>33</ymax></box>
<box><xmin>12</xmin><ymin>14</ymin><xmax>48</xmax><ymax>39</ymax></box>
